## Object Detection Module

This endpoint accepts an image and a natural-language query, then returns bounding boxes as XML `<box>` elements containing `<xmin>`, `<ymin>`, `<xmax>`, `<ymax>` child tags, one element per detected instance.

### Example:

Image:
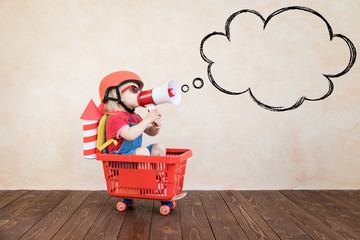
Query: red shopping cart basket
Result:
<box><xmin>96</xmin><ymin>148</ymin><xmax>192</xmax><ymax>215</ymax></box>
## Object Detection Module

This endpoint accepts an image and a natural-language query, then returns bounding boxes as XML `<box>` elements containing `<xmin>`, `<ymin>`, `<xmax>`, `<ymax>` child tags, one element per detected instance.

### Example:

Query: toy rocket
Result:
<box><xmin>80</xmin><ymin>99</ymin><xmax>102</xmax><ymax>159</ymax></box>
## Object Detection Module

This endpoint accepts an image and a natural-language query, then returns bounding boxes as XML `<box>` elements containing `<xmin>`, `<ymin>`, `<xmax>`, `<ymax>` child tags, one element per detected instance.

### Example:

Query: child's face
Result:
<box><xmin>120</xmin><ymin>82</ymin><xmax>141</xmax><ymax>109</ymax></box>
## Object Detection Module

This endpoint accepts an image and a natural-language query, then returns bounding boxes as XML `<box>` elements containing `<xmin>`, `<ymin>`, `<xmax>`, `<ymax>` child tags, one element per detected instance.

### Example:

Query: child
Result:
<box><xmin>99</xmin><ymin>71</ymin><xmax>166</xmax><ymax>156</ymax></box>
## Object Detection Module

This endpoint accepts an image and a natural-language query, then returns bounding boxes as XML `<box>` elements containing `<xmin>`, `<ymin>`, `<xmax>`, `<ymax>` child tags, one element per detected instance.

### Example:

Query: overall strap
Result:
<box><xmin>125</xmin><ymin>115</ymin><xmax>131</xmax><ymax>122</ymax></box>
<box><xmin>126</xmin><ymin>113</ymin><xmax>140</xmax><ymax>124</ymax></box>
<box><xmin>134</xmin><ymin>114</ymin><xmax>140</xmax><ymax>123</ymax></box>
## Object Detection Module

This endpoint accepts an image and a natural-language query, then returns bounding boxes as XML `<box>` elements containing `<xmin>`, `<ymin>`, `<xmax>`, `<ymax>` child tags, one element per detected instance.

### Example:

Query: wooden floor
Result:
<box><xmin>0</xmin><ymin>190</ymin><xmax>359</xmax><ymax>239</ymax></box>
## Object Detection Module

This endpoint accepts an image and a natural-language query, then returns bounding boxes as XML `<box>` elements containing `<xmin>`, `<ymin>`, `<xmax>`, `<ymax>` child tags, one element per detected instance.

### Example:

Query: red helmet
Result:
<box><xmin>99</xmin><ymin>71</ymin><xmax>144</xmax><ymax>102</ymax></box>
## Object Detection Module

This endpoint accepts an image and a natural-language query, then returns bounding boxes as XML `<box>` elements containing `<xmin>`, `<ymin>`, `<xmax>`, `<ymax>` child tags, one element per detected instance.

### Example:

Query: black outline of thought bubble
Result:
<box><xmin>200</xmin><ymin>6</ymin><xmax>357</xmax><ymax>112</ymax></box>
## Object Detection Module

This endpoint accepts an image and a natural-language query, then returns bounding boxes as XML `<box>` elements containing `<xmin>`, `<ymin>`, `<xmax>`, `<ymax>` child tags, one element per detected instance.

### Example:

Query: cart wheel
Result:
<box><xmin>170</xmin><ymin>201</ymin><xmax>176</xmax><ymax>209</ymax></box>
<box><xmin>160</xmin><ymin>205</ymin><xmax>170</xmax><ymax>216</ymax></box>
<box><xmin>116</xmin><ymin>202</ymin><xmax>127</xmax><ymax>212</ymax></box>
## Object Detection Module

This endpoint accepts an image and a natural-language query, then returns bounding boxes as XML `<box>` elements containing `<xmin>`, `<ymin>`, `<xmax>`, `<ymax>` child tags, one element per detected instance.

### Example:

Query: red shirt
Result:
<box><xmin>105</xmin><ymin>111</ymin><xmax>142</xmax><ymax>153</ymax></box>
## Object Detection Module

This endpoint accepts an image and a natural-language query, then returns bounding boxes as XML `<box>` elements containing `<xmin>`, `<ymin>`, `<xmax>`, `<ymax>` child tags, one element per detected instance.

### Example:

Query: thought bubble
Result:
<box><xmin>199</xmin><ymin>6</ymin><xmax>356</xmax><ymax>111</ymax></box>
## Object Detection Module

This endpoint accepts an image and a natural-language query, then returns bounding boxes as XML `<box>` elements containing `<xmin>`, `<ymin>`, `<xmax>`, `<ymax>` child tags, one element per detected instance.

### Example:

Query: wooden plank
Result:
<box><xmin>178</xmin><ymin>191</ymin><xmax>215</xmax><ymax>240</ymax></box>
<box><xmin>118</xmin><ymin>198</ymin><xmax>153</xmax><ymax>240</ymax></box>
<box><xmin>199</xmin><ymin>191</ymin><xmax>248</xmax><ymax>240</ymax></box>
<box><xmin>0</xmin><ymin>190</ymin><xmax>28</xmax><ymax>209</ymax></box>
<box><xmin>0</xmin><ymin>191</ymin><xmax>63</xmax><ymax>228</ymax></box>
<box><xmin>0</xmin><ymin>190</ymin><xmax>47</xmax><ymax>228</ymax></box>
<box><xmin>84</xmin><ymin>196</ymin><xmax>127</xmax><ymax>240</ymax></box>
<box><xmin>324</xmin><ymin>190</ymin><xmax>360</xmax><ymax>206</ymax></box>
<box><xmin>0</xmin><ymin>191</ymin><xmax>69</xmax><ymax>240</ymax></box>
<box><xmin>220</xmin><ymin>191</ymin><xmax>280</xmax><ymax>240</ymax></box>
<box><xmin>149</xmin><ymin>200</ymin><xmax>182</xmax><ymax>239</ymax></box>
<box><xmin>317</xmin><ymin>190</ymin><xmax>360</xmax><ymax>226</ymax></box>
<box><xmin>260</xmin><ymin>191</ymin><xmax>344</xmax><ymax>240</ymax></box>
<box><xmin>281</xmin><ymin>190</ymin><xmax>360</xmax><ymax>239</ymax></box>
<box><xmin>51</xmin><ymin>191</ymin><xmax>109</xmax><ymax>240</ymax></box>
<box><xmin>335</xmin><ymin>190</ymin><xmax>360</xmax><ymax>202</ymax></box>
<box><xmin>20</xmin><ymin>191</ymin><xmax>91</xmax><ymax>240</ymax></box>
<box><xmin>241</xmin><ymin>191</ymin><xmax>311</xmax><ymax>240</ymax></box>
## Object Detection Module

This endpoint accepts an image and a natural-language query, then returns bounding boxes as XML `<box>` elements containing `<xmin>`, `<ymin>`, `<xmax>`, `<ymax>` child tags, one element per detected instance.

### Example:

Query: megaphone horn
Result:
<box><xmin>138</xmin><ymin>79</ymin><xmax>181</xmax><ymax>110</ymax></box>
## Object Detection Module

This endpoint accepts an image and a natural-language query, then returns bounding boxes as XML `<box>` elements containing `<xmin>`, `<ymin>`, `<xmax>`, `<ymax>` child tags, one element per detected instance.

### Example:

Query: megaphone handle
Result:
<box><xmin>145</xmin><ymin>104</ymin><xmax>160</xmax><ymax>126</ymax></box>
<box><xmin>146</xmin><ymin>104</ymin><xmax>156</xmax><ymax>111</ymax></box>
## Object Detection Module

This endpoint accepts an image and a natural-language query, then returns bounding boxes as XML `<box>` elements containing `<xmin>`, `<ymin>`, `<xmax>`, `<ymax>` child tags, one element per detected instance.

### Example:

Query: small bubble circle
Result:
<box><xmin>181</xmin><ymin>84</ymin><xmax>190</xmax><ymax>93</ymax></box>
<box><xmin>193</xmin><ymin>77</ymin><xmax>204</xmax><ymax>89</ymax></box>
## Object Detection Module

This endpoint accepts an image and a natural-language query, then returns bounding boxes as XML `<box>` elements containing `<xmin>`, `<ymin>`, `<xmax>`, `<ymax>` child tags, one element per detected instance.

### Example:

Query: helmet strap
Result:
<box><xmin>116</xmin><ymin>87</ymin><xmax>135</xmax><ymax>113</ymax></box>
<box><xmin>104</xmin><ymin>87</ymin><xmax>135</xmax><ymax>113</ymax></box>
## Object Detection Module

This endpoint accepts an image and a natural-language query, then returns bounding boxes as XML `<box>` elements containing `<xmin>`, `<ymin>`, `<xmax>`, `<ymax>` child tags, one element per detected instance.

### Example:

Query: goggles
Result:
<box><xmin>121</xmin><ymin>85</ymin><xmax>142</xmax><ymax>94</ymax></box>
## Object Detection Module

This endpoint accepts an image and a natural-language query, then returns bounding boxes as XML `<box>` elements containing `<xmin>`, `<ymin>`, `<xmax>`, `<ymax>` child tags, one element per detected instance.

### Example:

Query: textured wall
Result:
<box><xmin>0</xmin><ymin>0</ymin><xmax>359</xmax><ymax>190</ymax></box>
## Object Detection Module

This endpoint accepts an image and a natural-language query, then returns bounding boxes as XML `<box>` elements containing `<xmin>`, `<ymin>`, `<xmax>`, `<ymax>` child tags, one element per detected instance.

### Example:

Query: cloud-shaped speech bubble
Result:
<box><xmin>200</xmin><ymin>6</ymin><xmax>356</xmax><ymax>111</ymax></box>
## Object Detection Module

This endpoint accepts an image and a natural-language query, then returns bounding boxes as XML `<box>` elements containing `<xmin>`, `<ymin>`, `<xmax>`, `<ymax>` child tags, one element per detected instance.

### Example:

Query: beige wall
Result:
<box><xmin>1</xmin><ymin>0</ymin><xmax>359</xmax><ymax>190</ymax></box>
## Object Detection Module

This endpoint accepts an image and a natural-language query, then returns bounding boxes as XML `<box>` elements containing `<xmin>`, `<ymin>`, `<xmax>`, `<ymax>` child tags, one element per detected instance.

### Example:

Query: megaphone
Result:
<box><xmin>138</xmin><ymin>79</ymin><xmax>181</xmax><ymax>111</ymax></box>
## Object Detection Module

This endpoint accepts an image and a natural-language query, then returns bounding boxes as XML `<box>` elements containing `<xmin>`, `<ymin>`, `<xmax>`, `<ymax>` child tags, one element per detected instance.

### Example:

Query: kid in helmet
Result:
<box><xmin>98</xmin><ymin>71</ymin><xmax>166</xmax><ymax>157</ymax></box>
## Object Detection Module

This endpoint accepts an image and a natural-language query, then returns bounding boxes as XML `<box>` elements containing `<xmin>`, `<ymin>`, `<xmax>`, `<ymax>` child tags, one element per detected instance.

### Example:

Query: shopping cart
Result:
<box><xmin>96</xmin><ymin>148</ymin><xmax>192</xmax><ymax>215</ymax></box>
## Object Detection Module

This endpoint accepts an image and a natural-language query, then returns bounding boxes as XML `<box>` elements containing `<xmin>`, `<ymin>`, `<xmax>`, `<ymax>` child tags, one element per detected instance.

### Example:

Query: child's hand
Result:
<box><xmin>144</xmin><ymin>109</ymin><xmax>161</xmax><ymax>125</ymax></box>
